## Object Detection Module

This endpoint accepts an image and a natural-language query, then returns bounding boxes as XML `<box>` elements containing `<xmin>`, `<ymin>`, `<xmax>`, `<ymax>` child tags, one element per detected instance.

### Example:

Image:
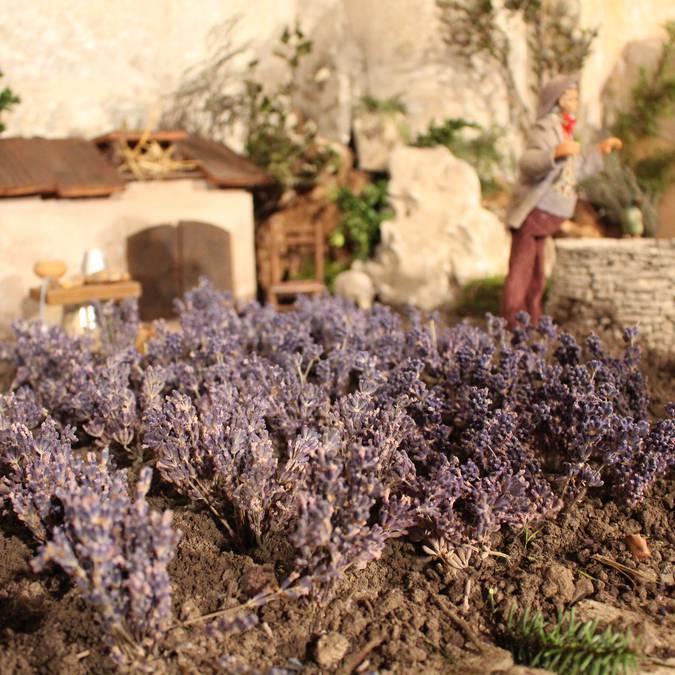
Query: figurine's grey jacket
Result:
<box><xmin>506</xmin><ymin>112</ymin><xmax>603</xmax><ymax>230</ymax></box>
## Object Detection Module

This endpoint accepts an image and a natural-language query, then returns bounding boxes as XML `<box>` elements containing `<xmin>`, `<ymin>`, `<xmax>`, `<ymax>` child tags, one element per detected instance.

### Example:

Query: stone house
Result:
<box><xmin>0</xmin><ymin>132</ymin><xmax>271</xmax><ymax>329</ymax></box>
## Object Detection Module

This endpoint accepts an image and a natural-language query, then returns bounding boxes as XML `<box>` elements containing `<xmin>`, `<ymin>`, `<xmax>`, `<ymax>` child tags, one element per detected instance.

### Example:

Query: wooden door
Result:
<box><xmin>127</xmin><ymin>221</ymin><xmax>233</xmax><ymax>320</ymax></box>
<box><xmin>127</xmin><ymin>224</ymin><xmax>180</xmax><ymax>320</ymax></box>
<box><xmin>178</xmin><ymin>221</ymin><xmax>233</xmax><ymax>297</ymax></box>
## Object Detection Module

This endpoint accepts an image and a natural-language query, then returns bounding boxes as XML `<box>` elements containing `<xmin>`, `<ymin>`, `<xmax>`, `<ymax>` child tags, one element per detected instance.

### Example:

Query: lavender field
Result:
<box><xmin>0</xmin><ymin>282</ymin><xmax>673</xmax><ymax>674</ymax></box>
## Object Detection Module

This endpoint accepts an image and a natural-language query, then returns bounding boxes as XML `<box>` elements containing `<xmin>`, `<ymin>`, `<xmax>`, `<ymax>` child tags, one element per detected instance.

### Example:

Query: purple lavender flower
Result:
<box><xmin>0</xmin><ymin>419</ymin><xmax>77</xmax><ymax>541</ymax></box>
<box><xmin>32</xmin><ymin>466</ymin><xmax>181</xmax><ymax>666</ymax></box>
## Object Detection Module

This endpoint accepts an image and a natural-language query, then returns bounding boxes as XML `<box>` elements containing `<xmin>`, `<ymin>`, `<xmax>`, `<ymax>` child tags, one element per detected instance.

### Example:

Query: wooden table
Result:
<box><xmin>29</xmin><ymin>280</ymin><xmax>141</xmax><ymax>305</ymax></box>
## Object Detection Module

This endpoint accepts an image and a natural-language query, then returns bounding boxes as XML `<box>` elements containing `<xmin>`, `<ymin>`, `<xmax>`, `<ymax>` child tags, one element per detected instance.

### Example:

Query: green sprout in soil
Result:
<box><xmin>521</xmin><ymin>525</ymin><xmax>542</xmax><ymax>549</ymax></box>
<box><xmin>506</xmin><ymin>606</ymin><xmax>639</xmax><ymax>675</ymax></box>
<box><xmin>487</xmin><ymin>587</ymin><xmax>498</xmax><ymax>613</ymax></box>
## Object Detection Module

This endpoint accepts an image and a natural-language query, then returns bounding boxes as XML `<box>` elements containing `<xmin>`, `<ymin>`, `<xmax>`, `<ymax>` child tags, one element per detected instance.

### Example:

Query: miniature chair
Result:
<box><xmin>266</xmin><ymin>218</ymin><xmax>326</xmax><ymax>310</ymax></box>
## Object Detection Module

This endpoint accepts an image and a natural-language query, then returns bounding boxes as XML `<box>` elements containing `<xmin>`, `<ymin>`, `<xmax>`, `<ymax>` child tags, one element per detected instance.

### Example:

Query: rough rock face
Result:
<box><xmin>2</xmin><ymin>0</ymin><xmax>674</xmax><ymax>145</ymax></box>
<box><xmin>353</xmin><ymin>110</ymin><xmax>409</xmax><ymax>172</ymax></box>
<box><xmin>364</xmin><ymin>146</ymin><xmax>510</xmax><ymax>310</ymax></box>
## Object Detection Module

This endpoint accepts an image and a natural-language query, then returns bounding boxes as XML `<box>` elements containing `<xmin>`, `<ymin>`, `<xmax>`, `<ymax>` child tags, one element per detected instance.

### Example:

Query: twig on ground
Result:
<box><xmin>433</xmin><ymin>593</ymin><xmax>486</xmax><ymax>653</ymax></box>
<box><xmin>462</xmin><ymin>577</ymin><xmax>472</xmax><ymax>613</ymax></box>
<box><xmin>338</xmin><ymin>634</ymin><xmax>385</xmax><ymax>675</ymax></box>
<box><xmin>591</xmin><ymin>554</ymin><xmax>657</xmax><ymax>584</ymax></box>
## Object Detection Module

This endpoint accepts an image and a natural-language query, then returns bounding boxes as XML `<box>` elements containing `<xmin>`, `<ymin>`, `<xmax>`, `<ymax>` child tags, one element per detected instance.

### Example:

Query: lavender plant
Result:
<box><xmin>0</xmin><ymin>418</ymin><xmax>78</xmax><ymax>541</ymax></box>
<box><xmin>290</xmin><ymin>424</ymin><xmax>416</xmax><ymax>599</ymax></box>
<box><xmin>147</xmin><ymin>385</ymin><xmax>289</xmax><ymax>547</ymax></box>
<box><xmin>1</xmin><ymin>280</ymin><xmax>672</xmax><ymax>608</ymax></box>
<box><xmin>32</xmin><ymin>465</ymin><xmax>181</xmax><ymax>667</ymax></box>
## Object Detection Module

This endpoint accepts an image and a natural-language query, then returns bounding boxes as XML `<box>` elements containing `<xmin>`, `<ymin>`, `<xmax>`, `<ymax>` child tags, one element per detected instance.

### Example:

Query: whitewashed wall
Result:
<box><xmin>0</xmin><ymin>181</ymin><xmax>256</xmax><ymax>332</ymax></box>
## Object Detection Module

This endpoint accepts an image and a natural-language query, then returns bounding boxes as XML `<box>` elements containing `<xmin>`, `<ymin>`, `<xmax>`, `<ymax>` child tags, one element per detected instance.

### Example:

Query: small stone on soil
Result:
<box><xmin>572</xmin><ymin>576</ymin><xmax>594</xmax><ymax>603</ymax></box>
<box><xmin>315</xmin><ymin>632</ymin><xmax>349</xmax><ymax>669</ymax></box>
<box><xmin>543</xmin><ymin>563</ymin><xmax>575</xmax><ymax>603</ymax></box>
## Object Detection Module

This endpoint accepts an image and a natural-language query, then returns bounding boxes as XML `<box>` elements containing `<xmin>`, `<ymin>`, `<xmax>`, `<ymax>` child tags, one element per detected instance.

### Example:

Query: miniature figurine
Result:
<box><xmin>501</xmin><ymin>74</ymin><xmax>622</xmax><ymax>329</ymax></box>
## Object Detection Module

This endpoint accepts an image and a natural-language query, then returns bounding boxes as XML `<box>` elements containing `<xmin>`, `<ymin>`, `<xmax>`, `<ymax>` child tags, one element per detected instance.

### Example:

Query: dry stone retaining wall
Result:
<box><xmin>546</xmin><ymin>239</ymin><xmax>675</xmax><ymax>358</ymax></box>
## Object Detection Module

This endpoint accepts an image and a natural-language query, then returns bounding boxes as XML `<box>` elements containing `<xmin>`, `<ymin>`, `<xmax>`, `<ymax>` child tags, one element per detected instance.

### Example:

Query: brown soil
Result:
<box><xmin>1</xmin><ymin>471</ymin><xmax>673</xmax><ymax>674</ymax></box>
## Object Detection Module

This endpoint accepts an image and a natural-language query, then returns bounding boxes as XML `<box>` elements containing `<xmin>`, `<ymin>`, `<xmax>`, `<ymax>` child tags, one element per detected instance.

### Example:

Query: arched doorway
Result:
<box><xmin>127</xmin><ymin>221</ymin><xmax>233</xmax><ymax>320</ymax></box>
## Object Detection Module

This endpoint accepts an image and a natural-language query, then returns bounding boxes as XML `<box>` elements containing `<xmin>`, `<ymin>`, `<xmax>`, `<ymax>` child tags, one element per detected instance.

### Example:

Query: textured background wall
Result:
<box><xmin>546</xmin><ymin>239</ymin><xmax>675</xmax><ymax>358</ymax></box>
<box><xmin>0</xmin><ymin>0</ymin><xmax>298</xmax><ymax>139</ymax></box>
<box><xmin>2</xmin><ymin>0</ymin><xmax>674</xmax><ymax>142</ymax></box>
<box><xmin>580</xmin><ymin>0</ymin><xmax>675</xmax><ymax>129</ymax></box>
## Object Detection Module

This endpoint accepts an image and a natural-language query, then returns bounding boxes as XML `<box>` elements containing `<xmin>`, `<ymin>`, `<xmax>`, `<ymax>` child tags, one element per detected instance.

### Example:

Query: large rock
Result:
<box><xmin>353</xmin><ymin>109</ymin><xmax>409</xmax><ymax>171</ymax></box>
<box><xmin>364</xmin><ymin>146</ymin><xmax>510</xmax><ymax>310</ymax></box>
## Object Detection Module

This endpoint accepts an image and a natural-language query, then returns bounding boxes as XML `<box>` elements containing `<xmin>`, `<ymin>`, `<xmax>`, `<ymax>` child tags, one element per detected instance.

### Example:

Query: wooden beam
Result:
<box><xmin>29</xmin><ymin>281</ymin><xmax>141</xmax><ymax>305</ymax></box>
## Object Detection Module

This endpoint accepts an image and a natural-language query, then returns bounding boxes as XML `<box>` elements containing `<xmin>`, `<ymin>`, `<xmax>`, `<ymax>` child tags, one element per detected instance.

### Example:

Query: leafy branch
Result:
<box><xmin>437</xmin><ymin>0</ymin><xmax>530</xmax><ymax>135</ymax></box>
<box><xmin>0</xmin><ymin>70</ymin><xmax>20</xmax><ymax>133</ymax></box>
<box><xmin>164</xmin><ymin>22</ymin><xmax>337</xmax><ymax>193</ymax></box>
<box><xmin>506</xmin><ymin>606</ymin><xmax>640</xmax><ymax>675</ymax></box>
<box><xmin>436</xmin><ymin>0</ymin><xmax>596</xmax><ymax>134</ymax></box>
<box><xmin>613</xmin><ymin>21</ymin><xmax>675</xmax><ymax>152</ymax></box>
<box><xmin>330</xmin><ymin>180</ymin><xmax>393</xmax><ymax>260</ymax></box>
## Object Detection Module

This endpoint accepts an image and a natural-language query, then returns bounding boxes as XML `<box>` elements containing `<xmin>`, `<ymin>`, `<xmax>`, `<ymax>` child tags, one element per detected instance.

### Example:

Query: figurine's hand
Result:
<box><xmin>554</xmin><ymin>140</ymin><xmax>581</xmax><ymax>159</ymax></box>
<box><xmin>598</xmin><ymin>137</ymin><xmax>623</xmax><ymax>155</ymax></box>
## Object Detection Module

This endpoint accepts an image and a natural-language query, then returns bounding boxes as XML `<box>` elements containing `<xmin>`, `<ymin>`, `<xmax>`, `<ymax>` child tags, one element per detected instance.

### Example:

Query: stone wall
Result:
<box><xmin>546</xmin><ymin>239</ymin><xmax>675</xmax><ymax>358</ymax></box>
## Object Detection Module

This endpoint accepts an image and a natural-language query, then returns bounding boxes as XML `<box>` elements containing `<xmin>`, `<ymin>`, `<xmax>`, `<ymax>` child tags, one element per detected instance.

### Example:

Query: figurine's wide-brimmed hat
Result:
<box><xmin>537</xmin><ymin>73</ymin><xmax>580</xmax><ymax>118</ymax></box>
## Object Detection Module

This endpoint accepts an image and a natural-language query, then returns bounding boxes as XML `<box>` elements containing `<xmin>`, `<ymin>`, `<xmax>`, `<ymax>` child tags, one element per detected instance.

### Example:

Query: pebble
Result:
<box><xmin>572</xmin><ymin>577</ymin><xmax>594</xmax><ymax>602</ymax></box>
<box><xmin>315</xmin><ymin>632</ymin><xmax>350</xmax><ymax>670</ymax></box>
<box><xmin>544</xmin><ymin>563</ymin><xmax>575</xmax><ymax>603</ymax></box>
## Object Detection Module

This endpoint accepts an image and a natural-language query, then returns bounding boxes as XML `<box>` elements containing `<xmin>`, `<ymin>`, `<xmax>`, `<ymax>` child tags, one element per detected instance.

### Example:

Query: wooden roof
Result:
<box><xmin>0</xmin><ymin>137</ymin><xmax>126</xmax><ymax>197</ymax></box>
<box><xmin>176</xmin><ymin>135</ymin><xmax>273</xmax><ymax>188</ymax></box>
<box><xmin>0</xmin><ymin>133</ymin><xmax>273</xmax><ymax>199</ymax></box>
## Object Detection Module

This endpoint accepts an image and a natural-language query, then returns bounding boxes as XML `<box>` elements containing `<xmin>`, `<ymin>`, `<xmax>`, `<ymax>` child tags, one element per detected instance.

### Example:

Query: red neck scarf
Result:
<box><xmin>562</xmin><ymin>113</ymin><xmax>576</xmax><ymax>138</ymax></box>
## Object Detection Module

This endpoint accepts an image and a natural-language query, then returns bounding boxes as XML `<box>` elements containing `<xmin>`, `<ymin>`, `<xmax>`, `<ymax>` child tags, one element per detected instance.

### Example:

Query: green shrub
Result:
<box><xmin>330</xmin><ymin>180</ymin><xmax>393</xmax><ymax>261</ymax></box>
<box><xmin>581</xmin><ymin>154</ymin><xmax>658</xmax><ymax>237</ymax></box>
